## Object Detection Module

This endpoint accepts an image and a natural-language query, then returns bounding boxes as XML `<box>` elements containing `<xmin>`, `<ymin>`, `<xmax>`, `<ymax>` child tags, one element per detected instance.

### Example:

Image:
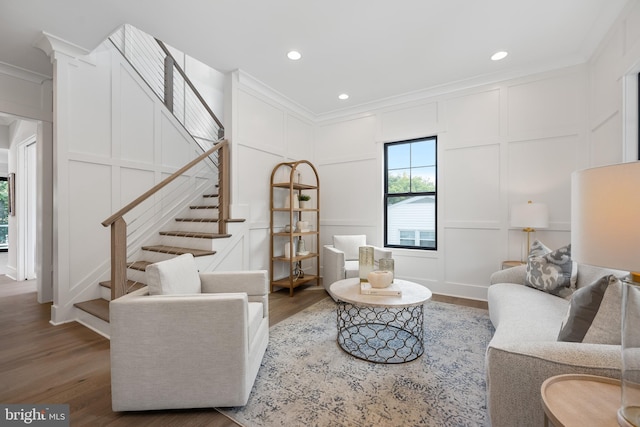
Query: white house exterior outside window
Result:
<box><xmin>384</xmin><ymin>137</ymin><xmax>437</xmax><ymax>250</ymax></box>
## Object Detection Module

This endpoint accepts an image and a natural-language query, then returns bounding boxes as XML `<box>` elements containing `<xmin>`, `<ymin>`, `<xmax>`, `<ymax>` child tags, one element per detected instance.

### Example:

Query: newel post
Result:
<box><xmin>218</xmin><ymin>142</ymin><xmax>230</xmax><ymax>235</ymax></box>
<box><xmin>111</xmin><ymin>217</ymin><xmax>128</xmax><ymax>300</ymax></box>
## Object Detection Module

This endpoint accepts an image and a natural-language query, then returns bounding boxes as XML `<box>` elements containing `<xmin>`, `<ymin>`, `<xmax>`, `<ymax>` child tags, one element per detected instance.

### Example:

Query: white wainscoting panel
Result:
<box><xmin>287</xmin><ymin>114</ymin><xmax>314</xmax><ymax>161</ymax></box>
<box><xmin>119</xmin><ymin>67</ymin><xmax>155</xmax><ymax>164</ymax></box>
<box><xmin>507</xmin><ymin>135</ymin><xmax>578</xmax><ymax>224</ymax></box>
<box><xmin>508</xmin><ymin>71</ymin><xmax>584</xmax><ymax>139</ymax></box>
<box><xmin>444</xmin><ymin>144</ymin><xmax>500</xmax><ymax>224</ymax></box>
<box><xmin>444</xmin><ymin>89</ymin><xmax>500</xmax><ymax>146</ymax></box>
<box><xmin>68</xmin><ymin>160</ymin><xmax>112</xmax><ymax>286</ymax></box>
<box><xmin>380</xmin><ymin>102</ymin><xmax>438</xmax><ymax>142</ymax></box>
<box><xmin>444</xmin><ymin>228</ymin><xmax>502</xmax><ymax>287</ymax></box>
<box><xmin>591</xmin><ymin>111</ymin><xmax>623</xmax><ymax>166</ymax></box>
<box><xmin>68</xmin><ymin>63</ymin><xmax>111</xmax><ymax>157</ymax></box>
<box><xmin>161</xmin><ymin>112</ymin><xmax>193</xmax><ymax>169</ymax></box>
<box><xmin>237</xmin><ymin>89</ymin><xmax>285</xmax><ymax>150</ymax></box>
<box><xmin>318</xmin><ymin>159</ymin><xmax>379</xmax><ymax>225</ymax></box>
<box><xmin>237</xmin><ymin>145</ymin><xmax>282</xmax><ymax>224</ymax></box>
<box><xmin>316</xmin><ymin>115</ymin><xmax>377</xmax><ymax>163</ymax></box>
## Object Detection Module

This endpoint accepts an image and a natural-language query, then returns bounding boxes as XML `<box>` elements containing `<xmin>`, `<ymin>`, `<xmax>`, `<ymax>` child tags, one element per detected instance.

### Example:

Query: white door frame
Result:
<box><xmin>16</xmin><ymin>136</ymin><xmax>37</xmax><ymax>281</ymax></box>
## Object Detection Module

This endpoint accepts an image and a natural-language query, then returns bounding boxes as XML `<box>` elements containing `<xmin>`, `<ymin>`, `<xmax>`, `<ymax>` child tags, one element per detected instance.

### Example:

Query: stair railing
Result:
<box><xmin>109</xmin><ymin>24</ymin><xmax>224</xmax><ymax>145</ymax></box>
<box><xmin>102</xmin><ymin>140</ymin><xmax>230</xmax><ymax>301</ymax></box>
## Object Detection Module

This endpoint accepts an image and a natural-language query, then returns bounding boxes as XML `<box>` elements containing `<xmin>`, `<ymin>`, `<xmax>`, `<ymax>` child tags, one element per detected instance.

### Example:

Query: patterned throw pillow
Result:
<box><xmin>525</xmin><ymin>240</ymin><xmax>575</xmax><ymax>297</ymax></box>
<box><xmin>557</xmin><ymin>275</ymin><xmax>622</xmax><ymax>344</ymax></box>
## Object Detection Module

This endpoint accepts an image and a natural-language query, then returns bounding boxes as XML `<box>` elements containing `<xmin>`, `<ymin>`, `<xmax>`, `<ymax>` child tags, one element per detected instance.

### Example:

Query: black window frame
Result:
<box><xmin>383</xmin><ymin>136</ymin><xmax>437</xmax><ymax>251</ymax></box>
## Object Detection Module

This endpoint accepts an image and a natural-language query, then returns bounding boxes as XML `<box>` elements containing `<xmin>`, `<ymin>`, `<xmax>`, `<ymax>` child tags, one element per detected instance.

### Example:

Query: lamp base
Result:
<box><xmin>618</xmin><ymin>408</ymin><xmax>636</xmax><ymax>427</ymax></box>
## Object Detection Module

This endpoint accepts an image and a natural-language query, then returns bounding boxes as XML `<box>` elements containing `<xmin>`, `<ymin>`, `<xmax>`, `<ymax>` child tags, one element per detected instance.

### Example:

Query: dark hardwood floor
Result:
<box><xmin>0</xmin><ymin>278</ymin><xmax>486</xmax><ymax>426</ymax></box>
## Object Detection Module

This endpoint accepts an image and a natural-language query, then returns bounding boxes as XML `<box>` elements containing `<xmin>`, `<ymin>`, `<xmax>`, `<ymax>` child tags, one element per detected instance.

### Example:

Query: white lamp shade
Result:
<box><xmin>510</xmin><ymin>202</ymin><xmax>549</xmax><ymax>228</ymax></box>
<box><xmin>571</xmin><ymin>161</ymin><xmax>640</xmax><ymax>272</ymax></box>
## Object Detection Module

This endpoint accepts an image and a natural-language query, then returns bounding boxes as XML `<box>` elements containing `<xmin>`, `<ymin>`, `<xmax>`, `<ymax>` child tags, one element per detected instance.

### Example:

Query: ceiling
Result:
<box><xmin>0</xmin><ymin>0</ymin><xmax>631</xmax><ymax>116</ymax></box>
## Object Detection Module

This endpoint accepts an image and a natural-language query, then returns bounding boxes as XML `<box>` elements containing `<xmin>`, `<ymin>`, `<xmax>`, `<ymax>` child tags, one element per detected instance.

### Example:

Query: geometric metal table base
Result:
<box><xmin>336</xmin><ymin>301</ymin><xmax>425</xmax><ymax>364</ymax></box>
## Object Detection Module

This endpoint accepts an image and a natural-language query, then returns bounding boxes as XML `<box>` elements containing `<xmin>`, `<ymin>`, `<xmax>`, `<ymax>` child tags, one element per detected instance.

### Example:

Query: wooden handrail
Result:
<box><xmin>102</xmin><ymin>140</ymin><xmax>226</xmax><ymax>227</ymax></box>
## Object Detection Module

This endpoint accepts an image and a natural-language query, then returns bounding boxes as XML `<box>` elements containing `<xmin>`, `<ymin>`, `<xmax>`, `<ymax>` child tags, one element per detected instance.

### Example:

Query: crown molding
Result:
<box><xmin>236</xmin><ymin>70</ymin><xmax>315</xmax><ymax>123</ymax></box>
<box><xmin>0</xmin><ymin>61</ymin><xmax>51</xmax><ymax>84</ymax></box>
<box><xmin>34</xmin><ymin>32</ymin><xmax>95</xmax><ymax>65</ymax></box>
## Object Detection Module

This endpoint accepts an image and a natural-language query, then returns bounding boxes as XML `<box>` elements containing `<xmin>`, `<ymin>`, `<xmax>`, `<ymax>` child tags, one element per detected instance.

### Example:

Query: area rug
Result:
<box><xmin>218</xmin><ymin>297</ymin><xmax>493</xmax><ymax>427</ymax></box>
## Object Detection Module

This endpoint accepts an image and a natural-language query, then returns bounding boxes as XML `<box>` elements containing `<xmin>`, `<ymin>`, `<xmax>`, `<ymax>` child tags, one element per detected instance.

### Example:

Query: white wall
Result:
<box><xmin>589</xmin><ymin>0</ymin><xmax>640</xmax><ymax>163</ymax></box>
<box><xmin>225</xmin><ymin>71</ymin><xmax>316</xmax><ymax>281</ymax></box>
<box><xmin>316</xmin><ymin>66</ymin><xmax>589</xmax><ymax>300</ymax></box>
<box><xmin>313</xmin><ymin>1</ymin><xmax>640</xmax><ymax>301</ymax></box>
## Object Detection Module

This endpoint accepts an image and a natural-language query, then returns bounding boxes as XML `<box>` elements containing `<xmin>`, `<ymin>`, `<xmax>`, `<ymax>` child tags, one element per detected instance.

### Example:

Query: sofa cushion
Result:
<box><xmin>525</xmin><ymin>241</ymin><xmax>575</xmax><ymax>297</ymax></box>
<box><xmin>146</xmin><ymin>253</ymin><xmax>202</xmax><ymax>295</ymax></box>
<box><xmin>344</xmin><ymin>260</ymin><xmax>359</xmax><ymax>279</ymax></box>
<box><xmin>333</xmin><ymin>235</ymin><xmax>367</xmax><ymax>261</ymax></box>
<box><xmin>557</xmin><ymin>275</ymin><xmax>622</xmax><ymax>344</ymax></box>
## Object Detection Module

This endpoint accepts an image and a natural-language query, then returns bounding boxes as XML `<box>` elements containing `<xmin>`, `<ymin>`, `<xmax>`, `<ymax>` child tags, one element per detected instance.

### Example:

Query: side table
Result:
<box><xmin>501</xmin><ymin>260</ymin><xmax>525</xmax><ymax>269</ymax></box>
<box><xmin>541</xmin><ymin>374</ymin><xmax>628</xmax><ymax>427</ymax></box>
<box><xmin>330</xmin><ymin>278</ymin><xmax>432</xmax><ymax>364</ymax></box>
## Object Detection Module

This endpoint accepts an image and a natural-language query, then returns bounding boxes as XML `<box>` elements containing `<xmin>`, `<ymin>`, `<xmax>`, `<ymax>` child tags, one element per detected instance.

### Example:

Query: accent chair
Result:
<box><xmin>110</xmin><ymin>254</ymin><xmax>269</xmax><ymax>411</ymax></box>
<box><xmin>323</xmin><ymin>234</ymin><xmax>392</xmax><ymax>299</ymax></box>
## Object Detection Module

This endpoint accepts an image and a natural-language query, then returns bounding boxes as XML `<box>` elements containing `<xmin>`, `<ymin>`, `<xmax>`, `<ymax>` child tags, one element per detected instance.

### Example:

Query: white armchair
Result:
<box><xmin>323</xmin><ymin>235</ymin><xmax>392</xmax><ymax>299</ymax></box>
<box><xmin>110</xmin><ymin>254</ymin><xmax>269</xmax><ymax>411</ymax></box>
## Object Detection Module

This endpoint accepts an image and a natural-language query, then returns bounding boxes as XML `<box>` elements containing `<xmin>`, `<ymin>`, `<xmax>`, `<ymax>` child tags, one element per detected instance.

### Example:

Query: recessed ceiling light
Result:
<box><xmin>338</xmin><ymin>93</ymin><xmax>349</xmax><ymax>100</ymax></box>
<box><xmin>491</xmin><ymin>51</ymin><xmax>508</xmax><ymax>61</ymax></box>
<box><xmin>287</xmin><ymin>50</ymin><xmax>302</xmax><ymax>61</ymax></box>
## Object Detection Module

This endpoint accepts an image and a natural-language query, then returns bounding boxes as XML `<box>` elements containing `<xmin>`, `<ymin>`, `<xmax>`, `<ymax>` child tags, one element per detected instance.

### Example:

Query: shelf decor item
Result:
<box><xmin>359</xmin><ymin>246</ymin><xmax>374</xmax><ymax>283</ymax></box>
<box><xmin>379</xmin><ymin>258</ymin><xmax>395</xmax><ymax>282</ymax></box>
<box><xmin>297</xmin><ymin>238</ymin><xmax>309</xmax><ymax>256</ymax></box>
<box><xmin>367</xmin><ymin>270</ymin><xmax>393</xmax><ymax>288</ymax></box>
<box><xmin>298</xmin><ymin>193</ymin><xmax>311</xmax><ymax>209</ymax></box>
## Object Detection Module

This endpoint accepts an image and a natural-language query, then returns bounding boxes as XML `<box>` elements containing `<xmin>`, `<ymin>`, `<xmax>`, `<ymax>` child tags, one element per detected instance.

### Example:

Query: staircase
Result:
<box><xmin>71</xmin><ymin>25</ymin><xmax>236</xmax><ymax>338</ymax></box>
<box><xmin>74</xmin><ymin>189</ymin><xmax>245</xmax><ymax>337</ymax></box>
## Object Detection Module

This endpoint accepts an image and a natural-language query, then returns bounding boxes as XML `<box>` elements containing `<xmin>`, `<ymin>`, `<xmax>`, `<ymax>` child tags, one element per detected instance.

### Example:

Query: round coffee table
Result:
<box><xmin>330</xmin><ymin>278</ymin><xmax>432</xmax><ymax>364</ymax></box>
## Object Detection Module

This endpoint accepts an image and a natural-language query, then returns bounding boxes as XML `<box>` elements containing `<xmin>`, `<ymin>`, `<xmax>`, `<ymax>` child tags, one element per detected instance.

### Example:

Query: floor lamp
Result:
<box><xmin>510</xmin><ymin>201</ymin><xmax>549</xmax><ymax>261</ymax></box>
<box><xmin>571</xmin><ymin>161</ymin><xmax>640</xmax><ymax>427</ymax></box>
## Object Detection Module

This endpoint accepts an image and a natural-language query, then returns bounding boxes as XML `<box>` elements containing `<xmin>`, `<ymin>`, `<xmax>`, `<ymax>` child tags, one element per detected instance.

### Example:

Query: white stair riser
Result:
<box><xmin>186</xmin><ymin>208</ymin><xmax>219</xmax><ymax>219</ymax></box>
<box><xmin>199</xmin><ymin>196</ymin><xmax>219</xmax><ymax>206</ymax></box>
<box><xmin>76</xmin><ymin>308</ymin><xmax>110</xmax><ymax>338</ymax></box>
<box><xmin>158</xmin><ymin>235</ymin><xmax>219</xmax><ymax>251</ymax></box>
<box><xmin>172</xmin><ymin>220</ymin><xmax>219</xmax><ymax>233</ymax></box>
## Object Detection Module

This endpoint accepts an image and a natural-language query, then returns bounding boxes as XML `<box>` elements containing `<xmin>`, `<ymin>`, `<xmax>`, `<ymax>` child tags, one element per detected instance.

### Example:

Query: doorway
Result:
<box><xmin>0</xmin><ymin>177</ymin><xmax>8</xmax><ymax>275</ymax></box>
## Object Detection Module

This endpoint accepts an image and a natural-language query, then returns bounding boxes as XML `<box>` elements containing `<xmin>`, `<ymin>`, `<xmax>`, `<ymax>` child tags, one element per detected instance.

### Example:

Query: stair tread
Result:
<box><xmin>174</xmin><ymin>218</ymin><xmax>245</xmax><ymax>223</ymax></box>
<box><xmin>159</xmin><ymin>231</ymin><xmax>231</xmax><ymax>239</ymax></box>
<box><xmin>75</xmin><ymin>299</ymin><xmax>110</xmax><ymax>322</ymax></box>
<box><xmin>99</xmin><ymin>280</ymin><xmax>146</xmax><ymax>292</ymax></box>
<box><xmin>128</xmin><ymin>261</ymin><xmax>152</xmax><ymax>271</ymax></box>
<box><xmin>140</xmin><ymin>245</ymin><xmax>216</xmax><ymax>257</ymax></box>
<box><xmin>190</xmin><ymin>205</ymin><xmax>219</xmax><ymax>209</ymax></box>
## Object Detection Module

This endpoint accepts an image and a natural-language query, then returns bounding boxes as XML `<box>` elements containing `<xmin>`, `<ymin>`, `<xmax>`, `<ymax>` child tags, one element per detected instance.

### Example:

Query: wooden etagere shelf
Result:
<box><xmin>269</xmin><ymin>160</ymin><xmax>320</xmax><ymax>296</ymax></box>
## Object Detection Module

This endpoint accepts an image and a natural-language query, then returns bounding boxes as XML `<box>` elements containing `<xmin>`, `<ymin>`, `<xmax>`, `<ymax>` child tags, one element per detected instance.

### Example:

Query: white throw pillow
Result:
<box><xmin>146</xmin><ymin>253</ymin><xmax>201</xmax><ymax>295</ymax></box>
<box><xmin>333</xmin><ymin>235</ymin><xmax>367</xmax><ymax>261</ymax></box>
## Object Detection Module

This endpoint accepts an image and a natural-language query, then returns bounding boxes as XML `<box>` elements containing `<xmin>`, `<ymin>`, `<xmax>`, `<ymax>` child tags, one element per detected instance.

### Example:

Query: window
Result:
<box><xmin>384</xmin><ymin>137</ymin><xmax>437</xmax><ymax>250</ymax></box>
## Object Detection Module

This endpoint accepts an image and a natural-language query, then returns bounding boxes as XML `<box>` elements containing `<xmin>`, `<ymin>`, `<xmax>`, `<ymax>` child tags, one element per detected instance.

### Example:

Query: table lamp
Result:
<box><xmin>571</xmin><ymin>161</ymin><xmax>640</xmax><ymax>427</ymax></box>
<box><xmin>510</xmin><ymin>200</ymin><xmax>549</xmax><ymax>260</ymax></box>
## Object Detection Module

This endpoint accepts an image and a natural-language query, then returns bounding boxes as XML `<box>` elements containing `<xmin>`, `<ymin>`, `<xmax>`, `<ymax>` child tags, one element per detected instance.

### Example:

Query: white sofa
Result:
<box><xmin>486</xmin><ymin>263</ymin><xmax>625</xmax><ymax>427</ymax></box>
<box><xmin>110</xmin><ymin>259</ymin><xmax>269</xmax><ymax>411</ymax></box>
